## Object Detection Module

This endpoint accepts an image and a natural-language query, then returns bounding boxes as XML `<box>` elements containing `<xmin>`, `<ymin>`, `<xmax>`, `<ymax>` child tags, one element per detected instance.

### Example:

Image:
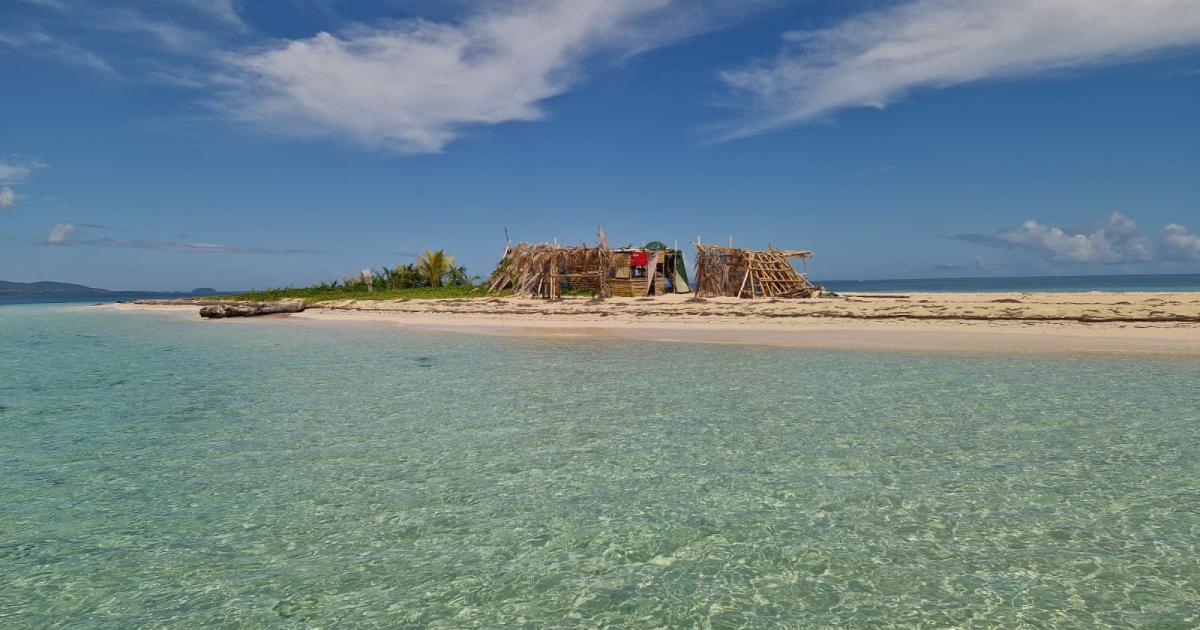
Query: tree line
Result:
<box><xmin>320</xmin><ymin>249</ymin><xmax>479</xmax><ymax>291</ymax></box>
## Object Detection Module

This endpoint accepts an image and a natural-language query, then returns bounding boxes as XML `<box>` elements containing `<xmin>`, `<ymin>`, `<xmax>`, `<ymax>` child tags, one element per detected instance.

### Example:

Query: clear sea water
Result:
<box><xmin>0</xmin><ymin>293</ymin><xmax>202</xmax><ymax>306</ymax></box>
<box><xmin>821</xmin><ymin>273</ymin><xmax>1200</xmax><ymax>293</ymax></box>
<box><xmin>2</xmin><ymin>304</ymin><xmax>1198</xmax><ymax>628</ymax></box>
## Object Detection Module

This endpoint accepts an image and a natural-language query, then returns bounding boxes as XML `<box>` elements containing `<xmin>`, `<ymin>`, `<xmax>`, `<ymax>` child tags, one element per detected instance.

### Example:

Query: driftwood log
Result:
<box><xmin>199</xmin><ymin>300</ymin><xmax>305</xmax><ymax>319</ymax></box>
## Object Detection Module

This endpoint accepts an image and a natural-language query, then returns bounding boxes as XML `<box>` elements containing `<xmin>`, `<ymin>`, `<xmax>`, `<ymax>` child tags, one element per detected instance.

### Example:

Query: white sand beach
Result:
<box><xmin>112</xmin><ymin>291</ymin><xmax>1200</xmax><ymax>356</ymax></box>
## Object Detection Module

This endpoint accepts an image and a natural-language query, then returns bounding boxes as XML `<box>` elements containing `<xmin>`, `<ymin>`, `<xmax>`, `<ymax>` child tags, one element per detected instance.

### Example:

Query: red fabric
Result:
<box><xmin>630</xmin><ymin>251</ymin><xmax>648</xmax><ymax>266</ymax></box>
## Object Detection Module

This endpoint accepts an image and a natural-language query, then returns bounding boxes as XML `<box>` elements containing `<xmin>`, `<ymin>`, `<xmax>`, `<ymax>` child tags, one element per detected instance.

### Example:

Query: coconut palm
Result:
<box><xmin>416</xmin><ymin>249</ymin><xmax>454</xmax><ymax>287</ymax></box>
<box><xmin>393</xmin><ymin>263</ymin><xmax>422</xmax><ymax>288</ymax></box>
<box><xmin>446</xmin><ymin>264</ymin><xmax>471</xmax><ymax>287</ymax></box>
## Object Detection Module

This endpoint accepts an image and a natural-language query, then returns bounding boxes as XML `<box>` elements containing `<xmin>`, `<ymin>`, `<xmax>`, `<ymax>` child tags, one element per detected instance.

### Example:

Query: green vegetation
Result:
<box><xmin>212</xmin><ymin>250</ymin><xmax>498</xmax><ymax>303</ymax></box>
<box><xmin>416</xmin><ymin>249</ymin><xmax>455</xmax><ymax>288</ymax></box>
<box><xmin>215</xmin><ymin>285</ymin><xmax>494</xmax><ymax>303</ymax></box>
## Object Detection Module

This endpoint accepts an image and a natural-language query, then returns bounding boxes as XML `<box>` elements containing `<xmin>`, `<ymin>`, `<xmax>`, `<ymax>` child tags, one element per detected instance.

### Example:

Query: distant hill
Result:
<box><xmin>0</xmin><ymin>280</ymin><xmax>222</xmax><ymax>298</ymax></box>
<box><xmin>0</xmin><ymin>280</ymin><xmax>119</xmax><ymax>296</ymax></box>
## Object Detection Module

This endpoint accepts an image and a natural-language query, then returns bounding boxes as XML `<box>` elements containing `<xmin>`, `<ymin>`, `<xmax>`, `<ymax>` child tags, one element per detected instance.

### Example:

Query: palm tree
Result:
<box><xmin>446</xmin><ymin>265</ymin><xmax>470</xmax><ymax>287</ymax></box>
<box><xmin>394</xmin><ymin>263</ymin><xmax>422</xmax><ymax>288</ymax></box>
<box><xmin>416</xmin><ymin>249</ymin><xmax>454</xmax><ymax>287</ymax></box>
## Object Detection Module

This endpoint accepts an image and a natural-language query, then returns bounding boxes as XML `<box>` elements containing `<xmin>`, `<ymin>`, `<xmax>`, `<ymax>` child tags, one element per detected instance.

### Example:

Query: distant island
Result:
<box><xmin>0</xmin><ymin>280</ymin><xmax>220</xmax><ymax>299</ymax></box>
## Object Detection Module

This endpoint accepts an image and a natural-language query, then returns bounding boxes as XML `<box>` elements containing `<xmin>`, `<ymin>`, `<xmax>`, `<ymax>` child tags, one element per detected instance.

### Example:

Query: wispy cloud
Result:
<box><xmin>716</xmin><ymin>0</ymin><xmax>1200</xmax><ymax>140</ymax></box>
<box><xmin>14</xmin><ymin>0</ymin><xmax>71</xmax><ymax>8</ymax></box>
<box><xmin>4</xmin><ymin>0</ymin><xmax>248</xmax><ymax>76</ymax></box>
<box><xmin>10</xmin><ymin>0</ymin><xmax>771</xmax><ymax>152</ymax></box>
<box><xmin>43</xmin><ymin>223</ymin><xmax>320</xmax><ymax>254</ymax></box>
<box><xmin>0</xmin><ymin>158</ymin><xmax>49</xmax><ymax>184</ymax></box>
<box><xmin>172</xmin><ymin>0</ymin><xmax>246</xmax><ymax>29</ymax></box>
<box><xmin>0</xmin><ymin>29</ymin><xmax>114</xmax><ymax>73</ymax></box>
<box><xmin>954</xmin><ymin>212</ymin><xmax>1200</xmax><ymax>263</ymax></box>
<box><xmin>0</xmin><ymin>158</ymin><xmax>49</xmax><ymax>210</ymax></box>
<box><xmin>101</xmin><ymin>9</ymin><xmax>213</xmax><ymax>53</ymax></box>
<box><xmin>215</xmin><ymin>0</ymin><xmax>757</xmax><ymax>154</ymax></box>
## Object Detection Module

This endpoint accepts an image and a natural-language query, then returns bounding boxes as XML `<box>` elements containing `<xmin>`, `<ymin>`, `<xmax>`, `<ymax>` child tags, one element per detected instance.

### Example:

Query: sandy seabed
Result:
<box><xmin>112</xmin><ymin>291</ymin><xmax>1200</xmax><ymax>356</ymax></box>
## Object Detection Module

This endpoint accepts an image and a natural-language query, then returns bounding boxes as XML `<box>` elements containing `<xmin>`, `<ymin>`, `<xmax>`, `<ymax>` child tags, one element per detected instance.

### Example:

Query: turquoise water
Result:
<box><xmin>2</xmin><ymin>305</ymin><xmax>1198</xmax><ymax>628</ymax></box>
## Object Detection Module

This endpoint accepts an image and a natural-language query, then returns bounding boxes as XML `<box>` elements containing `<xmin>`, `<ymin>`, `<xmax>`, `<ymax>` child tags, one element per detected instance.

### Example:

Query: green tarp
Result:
<box><xmin>672</xmin><ymin>252</ymin><xmax>691</xmax><ymax>293</ymax></box>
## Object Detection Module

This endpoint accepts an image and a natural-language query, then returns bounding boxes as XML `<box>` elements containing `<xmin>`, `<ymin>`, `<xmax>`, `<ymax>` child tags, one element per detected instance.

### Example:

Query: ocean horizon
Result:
<box><xmin>2</xmin><ymin>273</ymin><xmax>1198</xmax><ymax>307</ymax></box>
<box><xmin>0</xmin><ymin>293</ymin><xmax>202</xmax><ymax>306</ymax></box>
<box><xmin>820</xmin><ymin>272</ymin><xmax>1200</xmax><ymax>293</ymax></box>
<box><xmin>2</xmin><ymin>304</ymin><xmax>1197</xmax><ymax>626</ymax></box>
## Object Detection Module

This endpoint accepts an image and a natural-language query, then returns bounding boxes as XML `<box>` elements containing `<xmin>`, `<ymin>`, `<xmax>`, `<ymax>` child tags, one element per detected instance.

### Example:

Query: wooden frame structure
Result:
<box><xmin>693</xmin><ymin>244</ymin><xmax>820</xmax><ymax>298</ymax></box>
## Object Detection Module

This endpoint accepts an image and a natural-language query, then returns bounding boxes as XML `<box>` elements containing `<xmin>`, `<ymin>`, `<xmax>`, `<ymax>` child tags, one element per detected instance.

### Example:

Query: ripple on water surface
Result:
<box><xmin>1</xmin><ymin>305</ymin><xmax>1198</xmax><ymax>627</ymax></box>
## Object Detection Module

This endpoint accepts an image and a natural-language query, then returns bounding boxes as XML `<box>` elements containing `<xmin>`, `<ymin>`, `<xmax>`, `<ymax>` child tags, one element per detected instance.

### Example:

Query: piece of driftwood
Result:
<box><xmin>199</xmin><ymin>300</ymin><xmax>305</xmax><ymax>318</ymax></box>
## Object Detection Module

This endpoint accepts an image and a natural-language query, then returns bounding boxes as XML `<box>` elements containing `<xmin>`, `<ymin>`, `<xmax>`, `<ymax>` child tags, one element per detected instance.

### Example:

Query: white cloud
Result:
<box><xmin>216</xmin><ymin>0</ymin><xmax>716</xmax><ymax>154</ymax></box>
<box><xmin>0</xmin><ymin>158</ymin><xmax>47</xmax><ymax>184</ymax></box>
<box><xmin>11</xmin><ymin>0</ymin><xmax>767</xmax><ymax>150</ymax></box>
<box><xmin>1160</xmin><ymin>223</ymin><xmax>1200</xmax><ymax>260</ymax></box>
<box><xmin>717</xmin><ymin>0</ymin><xmax>1200</xmax><ymax>139</ymax></box>
<box><xmin>0</xmin><ymin>159</ymin><xmax>48</xmax><ymax>210</ymax></box>
<box><xmin>42</xmin><ymin>223</ymin><xmax>319</xmax><ymax>253</ymax></box>
<box><xmin>0</xmin><ymin>163</ymin><xmax>32</xmax><ymax>184</ymax></box>
<box><xmin>956</xmin><ymin>212</ymin><xmax>1200</xmax><ymax>263</ymax></box>
<box><xmin>48</xmin><ymin>223</ymin><xmax>76</xmax><ymax>243</ymax></box>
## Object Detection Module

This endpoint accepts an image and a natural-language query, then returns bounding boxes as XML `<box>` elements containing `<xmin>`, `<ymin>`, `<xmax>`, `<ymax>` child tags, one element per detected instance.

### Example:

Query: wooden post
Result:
<box><xmin>549</xmin><ymin>246</ymin><xmax>559</xmax><ymax>299</ymax></box>
<box><xmin>737</xmin><ymin>267</ymin><xmax>751</xmax><ymax>298</ymax></box>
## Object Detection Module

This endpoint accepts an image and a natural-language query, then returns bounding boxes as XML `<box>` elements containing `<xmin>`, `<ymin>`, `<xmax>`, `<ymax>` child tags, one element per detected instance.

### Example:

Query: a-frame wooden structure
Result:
<box><xmin>693</xmin><ymin>244</ymin><xmax>820</xmax><ymax>298</ymax></box>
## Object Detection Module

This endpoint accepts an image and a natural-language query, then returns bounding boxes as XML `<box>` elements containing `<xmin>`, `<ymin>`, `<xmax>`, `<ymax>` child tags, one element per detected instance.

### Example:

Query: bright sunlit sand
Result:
<box><xmin>109</xmin><ymin>290</ymin><xmax>1200</xmax><ymax>355</ymax></box>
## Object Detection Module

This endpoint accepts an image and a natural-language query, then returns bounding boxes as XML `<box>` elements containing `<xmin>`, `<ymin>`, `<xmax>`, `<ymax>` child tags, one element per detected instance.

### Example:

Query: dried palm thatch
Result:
<box><xmin>489</xmin><ymin>242</ymin><xmax>613</xmax><ymax>299</ymax></box>
<box><xmin>693</xmin><ymin>244</ymin><xmax>820</xmax><ymax>298</ymax></box>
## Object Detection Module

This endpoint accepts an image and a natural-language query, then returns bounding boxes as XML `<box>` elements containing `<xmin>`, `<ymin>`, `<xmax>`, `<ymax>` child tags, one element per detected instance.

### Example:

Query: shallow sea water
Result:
<box><xmin>1</xmin><ymin>304</ymin><xmax>1198</xmax><ymax>628</ymax></box>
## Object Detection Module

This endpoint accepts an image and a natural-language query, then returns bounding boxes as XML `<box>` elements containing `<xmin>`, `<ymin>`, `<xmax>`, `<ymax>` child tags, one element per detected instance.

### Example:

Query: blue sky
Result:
<box><xmin>2</xmin><ymin>0</ymin><xmax>1199</xmax><ymax>290</ymax></box>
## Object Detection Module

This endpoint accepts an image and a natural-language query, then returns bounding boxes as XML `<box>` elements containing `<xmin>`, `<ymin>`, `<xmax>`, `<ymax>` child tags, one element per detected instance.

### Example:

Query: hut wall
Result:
<box><xmin>606</xmin><ymin>275</ymin><xmax>665</xmax><ymax>297</ymax></box>
<box><xmin>569</xmin><ymin>274</ymin><xmax>603</xmax><ymax>292</ymax></box>
<box><xmin>608</xmin><ymin>278</ymin><xmax>641</xmax><ymax>297</ymax></box>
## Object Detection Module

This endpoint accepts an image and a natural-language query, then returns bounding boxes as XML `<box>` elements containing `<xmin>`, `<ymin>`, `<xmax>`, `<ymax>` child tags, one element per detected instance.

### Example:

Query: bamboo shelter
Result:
<box><xmin>490</xmin><ymin>234</ymin><xmax>691</xmax><ymax>299</ymax></box>
<box><xmin>693</xmin><ymin>244</ymin><xmax>821</xmax><ymax>298</ymax></box>
<box><xmin>489</xmin><ymin>243</ymin><xmax>613</xmax><ymax>299</ymax></box>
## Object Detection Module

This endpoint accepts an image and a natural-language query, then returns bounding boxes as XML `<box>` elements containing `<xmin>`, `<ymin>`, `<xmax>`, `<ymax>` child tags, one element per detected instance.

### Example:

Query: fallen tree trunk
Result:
<box><xmin>199</xmin><ymin>300</ymin><xmax>305</xmax><ymax>319</ymax></box>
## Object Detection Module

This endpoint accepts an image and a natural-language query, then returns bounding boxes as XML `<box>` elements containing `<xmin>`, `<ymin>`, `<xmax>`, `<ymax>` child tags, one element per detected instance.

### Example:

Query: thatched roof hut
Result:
<box><xmin>491</xmin><ymin>231</ymin><xmax>821</xmax><ymax>300</ymax></box>
<box><xmin>489</xmin><ymin>238</ymin><xmax>690</xmax><ymax>299</ymax></box>
<box><xmin>489</xmin><ymin>242</ymin><xmax>612</xmax><ymax>299</ymax></box>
